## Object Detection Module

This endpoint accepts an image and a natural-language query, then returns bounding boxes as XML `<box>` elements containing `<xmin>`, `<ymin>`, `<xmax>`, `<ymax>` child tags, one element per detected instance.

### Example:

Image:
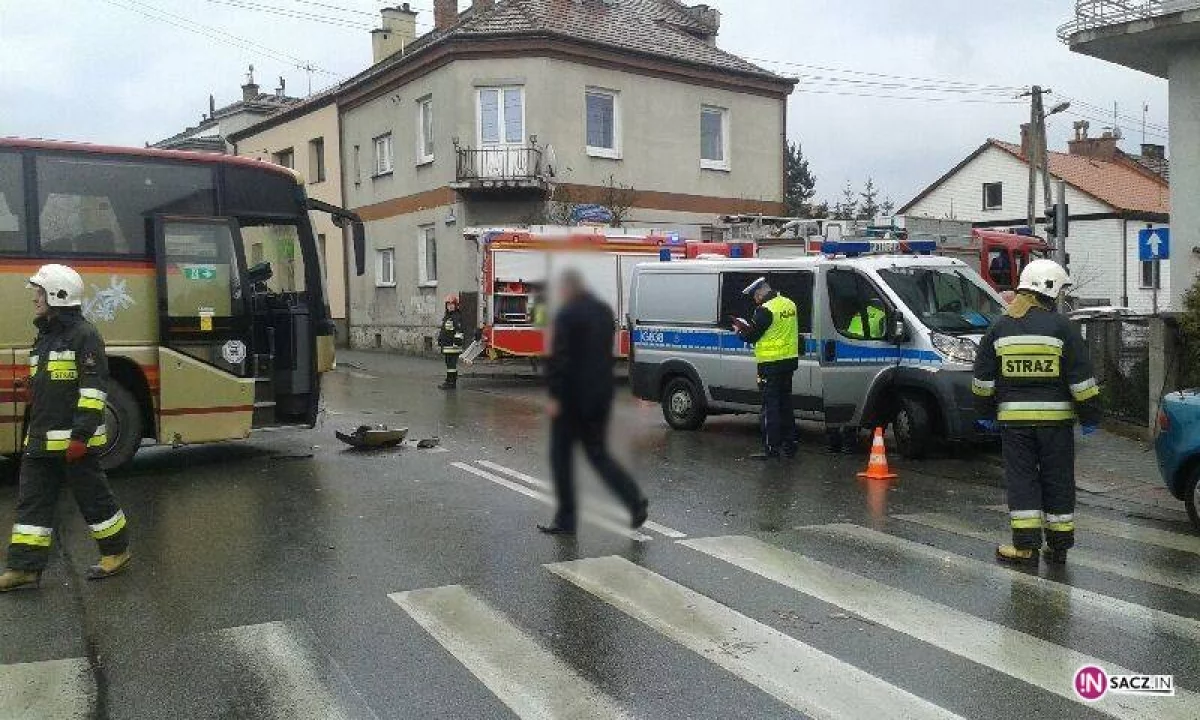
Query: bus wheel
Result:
<box><xmin>100</xmin><ymin>383</ymin><xmax>142</xmax><ymax>472</ymax></box>
<box><xmin>893</xmin><ymin>395</ymin><xmax>932</xmax><ymax>460</ymax></box>
<box><xmin>662</xmin><ymin>377</ymin><xmax>706</xmax><ymax>431</ymax></box>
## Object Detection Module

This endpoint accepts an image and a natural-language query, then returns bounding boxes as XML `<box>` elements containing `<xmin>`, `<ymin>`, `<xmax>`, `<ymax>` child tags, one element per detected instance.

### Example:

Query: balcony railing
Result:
<box><xmin>1059</xmin><ymin>0</ymin><xmax>1200</xmax><ymax>41</ymax></box>
<box><xmin>453</xmin><ymin>145</ymin><xmax>546</xmax><ymax>192</ymax></box>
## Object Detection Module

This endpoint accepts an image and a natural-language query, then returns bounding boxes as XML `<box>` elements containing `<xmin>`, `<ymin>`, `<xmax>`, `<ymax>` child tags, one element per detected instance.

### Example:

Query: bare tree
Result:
<box><xmin>599</xmin><ymin>175</ymin><xmax>637</xmax><ymax>227</ymax></box>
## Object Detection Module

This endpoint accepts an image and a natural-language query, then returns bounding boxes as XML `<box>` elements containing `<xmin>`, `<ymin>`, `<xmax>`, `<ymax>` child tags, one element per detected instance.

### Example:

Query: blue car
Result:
<box><xmin>1155</xmin><ymin>391</ymin><xmax>1200</xmax><ymax>530</ymax></box>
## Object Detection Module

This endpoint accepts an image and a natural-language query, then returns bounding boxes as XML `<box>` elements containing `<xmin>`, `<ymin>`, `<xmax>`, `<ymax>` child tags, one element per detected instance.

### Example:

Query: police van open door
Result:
<box><xmin>715</xmin><ymin>270</ymin><xmax>821</xmax><ymax>418</ymax></box>
<box><xmin>818</xmin><ymin>267</ymin><xmax>899</xmax><ymax>428</ymax></box>
<box><xmin>154</xmin><ymin>217</ymin><xmax>255</xmax><ymax>444</ymax></box>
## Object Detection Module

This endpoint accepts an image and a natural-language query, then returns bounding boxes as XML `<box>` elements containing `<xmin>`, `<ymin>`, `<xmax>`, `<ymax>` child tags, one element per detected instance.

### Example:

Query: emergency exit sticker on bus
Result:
<box><xmin>182</xmin><ymin>265</ymin><xmax>217</xmax><ymax>281</ymax></box>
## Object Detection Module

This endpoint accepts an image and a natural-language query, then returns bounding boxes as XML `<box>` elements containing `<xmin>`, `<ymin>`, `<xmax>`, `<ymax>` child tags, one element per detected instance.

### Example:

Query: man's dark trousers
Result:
<box><xmin>549</xmin><ymin>407</ymin><xmax>644</xmax><ymax>530</ymax></box>
<box><xmin>1002</xmin><ymin>425</ymin><xmax>1076</xmax><ymax>551</ymax></box>
<box><xmin>760</xmin><ymin>370</ymin><xmax>798</xmax><ymax>452</ymax></box>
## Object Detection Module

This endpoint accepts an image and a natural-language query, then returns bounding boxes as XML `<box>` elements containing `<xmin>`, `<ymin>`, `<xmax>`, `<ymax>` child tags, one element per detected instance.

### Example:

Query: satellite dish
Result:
<box><xmin>543</xmin><ymin>144</ymin><xmax>558</xmax><ymax>178</ymax></box>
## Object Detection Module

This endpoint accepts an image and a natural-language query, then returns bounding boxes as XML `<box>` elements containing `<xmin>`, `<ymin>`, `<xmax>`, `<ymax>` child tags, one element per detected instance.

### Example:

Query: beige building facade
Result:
<box><xmin>229</xmin><ymin>101</ymin><xmax>349</xmax><ymax>341</ymax></box>
<box><xmin>339</xmin><ymin>0</ymin><xmax>794</xmax><ymax>352</ymax></box>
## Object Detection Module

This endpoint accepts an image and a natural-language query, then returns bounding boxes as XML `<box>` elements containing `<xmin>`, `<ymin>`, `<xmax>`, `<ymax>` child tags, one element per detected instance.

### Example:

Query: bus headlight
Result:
<box><xmin>930</xmin><ymin>332</ymin><xmax>977</xmax><ymax>363</ymax></box>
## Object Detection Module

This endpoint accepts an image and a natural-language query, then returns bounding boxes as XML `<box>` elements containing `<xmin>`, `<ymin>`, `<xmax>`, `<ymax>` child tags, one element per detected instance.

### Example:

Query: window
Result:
<box><xmin>878</xmin><ymin>267</ymin><xmax>1003</xmax><ymax>333</ymax></box>
<box><xmin>376</xmin><ymin>248</ymin><xmax>395</xmax><ymax>287</ymax></box>
<box><xmin>0</xmin><ymin>152</ymin><xmax>27</xmax><ymax>253</ymax></box>
<box><xmin>827</xmin><ymin>269</ymin><xmax>889</xmax><ymax>341</ymax></box>
<box><xmin>161</xmin><ymin>220</ymin><xmax>242</xmax><ymax>320</ymax></box>
<box><xmin>273</xmin><ymin>148</ymin><xmax>294</xmax><ymax>169</ymax></box>
<box><xmin>353</xmin><ymin>144</ymin><xmax>361</xmax><ymax>185</ymax></box>
<box><xmin>418</xmin><ymin>225</ymin><xmax>437</xmax><ymax>286</ymax></box>
<box><xmin>986</xmin><ymin>249</ymin><xmax>1014</xmax><ymax>290</ymax></box>
<box><xmin>586</xmin><ymin>89</ymin><xmax>619</xmax><ymax>158</ymax></box>
<box><xmin>634</xmin><ymin>273</ymin><xmax>719</xmax><ymax>325</ymax></box>
<box><xmin>720</xmin><ymin>272</ymin><xmax>814</xmax><ymax>335</ymax></box>
<box><xmin>982</xmin><ymin>182</ymin><xmax>1003</xmax><ymax>210</ymax></box>
<box><xmin>250</xmin><ymin>242</ymin><xmax>264</xmax><ymax>267</ymax></box>
<box><xmin>417</xmin><ymin>97</ymin><xmax>435</xmax><ymax>163</ymax></box>
<box><xmin>238</xmin><ymin>222</ymin><xmax>307</xmax><ymax>294</ymax></box>
<box><xmin>700</xmin><ymin>105</ymin><xmax>729</xmax><ymax>170</ymax></box>
<box><xmin>316</xmin><ymin>233</ymin><xmax>327</xmax><ymax>284</ymax></box>
<box><xmin>308</xmin><ymin>138</ymin><xmax>326</xmax><ymax>183</ymax></box>
<box><xmin>1141</xmin><ymin>258</ymin><xmax>1162</xmax><ymax>289</ymax></box>
<box><xmin>373</xmin><ymin>133</ymin><xmax>394</xmax><ymax>176</ymax></box>
<box><xmin>37</xmin><ymin>156</ymin><xmax>214</xmax><ymax>256</ymax></box>
<box><xmin>478</xmin><ymin>87</ymin><xmax>524</xmax><ymax>145</ymax></box>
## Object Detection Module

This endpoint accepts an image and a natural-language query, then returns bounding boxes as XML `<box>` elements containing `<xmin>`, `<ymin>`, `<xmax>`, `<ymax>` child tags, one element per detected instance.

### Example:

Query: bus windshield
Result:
<box><xmin>878</xmin><ymin>266</ymin><xmax>1004</xmax><ymax>334</ymax></box>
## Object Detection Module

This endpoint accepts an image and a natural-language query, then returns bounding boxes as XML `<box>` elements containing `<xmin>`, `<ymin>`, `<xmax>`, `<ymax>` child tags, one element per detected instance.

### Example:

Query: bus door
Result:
<box><xmin>153</xmin><ymin>217</ymin><xmax>255</xmax><ymax>444</ymax></box>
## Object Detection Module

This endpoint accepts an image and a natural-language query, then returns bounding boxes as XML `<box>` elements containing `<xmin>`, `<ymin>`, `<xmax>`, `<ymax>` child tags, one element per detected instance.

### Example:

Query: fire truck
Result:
<box><xmin>464</xmin><ymin>226</ymin><xmax>754</xmax><ymax>360</ymax></box>
<box><xmin>939</xmin><ymin>228</ymin><xmax>1052</xmax><ymax>292</ymax></box>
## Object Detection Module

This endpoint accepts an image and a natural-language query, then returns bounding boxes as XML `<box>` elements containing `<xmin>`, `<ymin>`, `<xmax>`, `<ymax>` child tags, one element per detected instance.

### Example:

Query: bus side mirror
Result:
<box><xmin>352</xmin><ymin>221</ymin><xmax>366</xmax><ymax>276</ymax></box>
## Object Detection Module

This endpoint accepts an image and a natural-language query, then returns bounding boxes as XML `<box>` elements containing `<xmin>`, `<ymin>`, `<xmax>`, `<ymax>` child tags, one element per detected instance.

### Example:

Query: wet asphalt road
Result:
<box><xmin>2</xmin><ymin>350</ymin><xmax>1198</xmax><ymax>720</ymax></box>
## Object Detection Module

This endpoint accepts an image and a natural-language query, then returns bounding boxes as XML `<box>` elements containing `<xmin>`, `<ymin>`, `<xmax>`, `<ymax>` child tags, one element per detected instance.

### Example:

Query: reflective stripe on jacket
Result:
<box><xmin>971</xmin><ymin>300</ymin><xmax>1101</xmax><ymax>426</ymax></box>
<box><xmin>24</xmin><ymin>309</ymin><xmax>109</xmax><ymax>456</ymax></box>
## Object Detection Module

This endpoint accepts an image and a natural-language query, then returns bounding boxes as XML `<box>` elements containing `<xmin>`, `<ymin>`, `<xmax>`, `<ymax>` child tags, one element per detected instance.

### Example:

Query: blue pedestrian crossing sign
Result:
<box><xmin>1138</xmin><ymin>227</ymin><xmax>1170</xmax><ymax>261</ymax></box>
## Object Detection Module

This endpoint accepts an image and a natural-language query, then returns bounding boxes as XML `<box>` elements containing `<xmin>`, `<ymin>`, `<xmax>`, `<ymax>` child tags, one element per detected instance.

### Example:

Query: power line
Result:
<box><xmin>99</xmin><ymin>0</ymin><xmax>342</xmax><ymax>76</ymax></box>
<box><xmin>282</xmin><ymin>0</ymin><xmax>378</xmax><ymax>17</ymax></box>
<box><xmin>745</xmin><ymin>55</ymin><xmax>1026</xmax><ymax>93</ymax></box>
<box><xmin>794</xmin><ymin>88</ymin><xmax>1025</xmax><ymax>105</ymax></box>
<box><xmin>203</xmin><ymin>0</ymin><xmax>373</xmax><ymax>29</ymax></box>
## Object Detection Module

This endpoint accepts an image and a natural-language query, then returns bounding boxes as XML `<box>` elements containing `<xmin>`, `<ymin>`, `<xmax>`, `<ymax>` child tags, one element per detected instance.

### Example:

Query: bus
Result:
<box><xmin>0</xmin><ymin>138</ymin><xmax>365</xmax><ymax>469</ymax></box>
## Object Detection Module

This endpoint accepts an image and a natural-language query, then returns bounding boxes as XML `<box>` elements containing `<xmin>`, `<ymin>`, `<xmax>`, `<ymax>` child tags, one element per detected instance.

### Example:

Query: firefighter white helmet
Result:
<box><xmin>1018</xmin><ymin>259</ymin><xmax>1072</xmax><ymax>299</ymax></box>
<box><xmin>27</xmin><ymin>264</ymin><xmax>84</xmax><ymax>307</ymax></box>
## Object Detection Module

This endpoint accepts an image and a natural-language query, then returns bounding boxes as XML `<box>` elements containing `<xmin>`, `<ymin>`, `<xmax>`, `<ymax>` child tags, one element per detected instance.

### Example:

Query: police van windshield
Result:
<box><xmin>878</xmin><ymin>266</ymin><xmax>1003</xmax><ymax>334</ymax></box>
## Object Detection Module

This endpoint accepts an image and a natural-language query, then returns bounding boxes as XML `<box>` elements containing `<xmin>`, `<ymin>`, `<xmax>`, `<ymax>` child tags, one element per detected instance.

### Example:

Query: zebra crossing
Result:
<box><xmin>390</xmin><ymin>503</ymin><xmax>1200</xmax><ymax>720</ymax></box>
<box><xmin>6</xmin><ymin>502</ymin><xmax>1198</xmax><ymax>719</ymax></box>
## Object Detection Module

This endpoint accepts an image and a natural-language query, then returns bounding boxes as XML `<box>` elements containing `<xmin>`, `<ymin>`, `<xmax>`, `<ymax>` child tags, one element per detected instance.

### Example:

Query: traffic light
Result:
<box><xmin>1043</xmin><ymin>203</ymin><xmax>1069</xmax><ymax>238</ymax></box>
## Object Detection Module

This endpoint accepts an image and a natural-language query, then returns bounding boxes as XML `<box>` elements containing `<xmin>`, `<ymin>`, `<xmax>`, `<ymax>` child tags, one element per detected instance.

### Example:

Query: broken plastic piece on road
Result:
<box><xmin>336</xmin><ymin>425</ymin><xmax>410</xmax><ymax>449</ymax></box>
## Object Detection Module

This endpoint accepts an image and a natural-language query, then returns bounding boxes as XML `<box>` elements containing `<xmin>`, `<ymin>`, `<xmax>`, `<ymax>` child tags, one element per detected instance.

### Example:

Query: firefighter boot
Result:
<box><xmin>438</xmin><ymin>374</ymin><xmax>457</xmax><ymax>390</ymax></box>
<box><xmin>995</xmin><ymin>544</ymin><xmax>1039</xmax><ymax>566</ymax></box>
<box><xmin>0</xmin><ymin>569</ymin><xmax>41</xmax><ymax>592</ymax></box>
<box><xmin>86</xmin><ymin>550</ymin><xmax>132</xmax><ymax>581</ymax></box>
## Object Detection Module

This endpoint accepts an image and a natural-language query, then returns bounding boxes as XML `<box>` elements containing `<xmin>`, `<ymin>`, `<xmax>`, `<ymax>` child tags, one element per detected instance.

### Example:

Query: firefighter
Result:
<box><xmin>735</xmin><ymin>277</ymin><xmax>799</xmax><ymax>459</ymax></box>
<box><xmin>1</xmin><ymin>264</ymin><xmax>131</xmax><ymax>592</ymax></box>
<box><xmin>972</xmin><ymin>259</ymin><xmax>1101</xmax><ymax>566</ymax></box>
<box><xmin>437</xmin><ymin>294</ymin><xmax>466</xmax><ymax>390</ymax></box>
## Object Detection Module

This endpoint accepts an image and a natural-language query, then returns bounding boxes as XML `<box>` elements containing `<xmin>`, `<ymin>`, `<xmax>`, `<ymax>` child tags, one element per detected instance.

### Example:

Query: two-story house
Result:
<box><xmin>900</xmin><ymin>123</ymin><xmax>1171</xmax><ymax>313</ymax></box>
<box><xmin>153</xmin><ymin>69</ymin><xmax>301</xmax><ymax>154</ymax></box>
<box><xmin>339</xmin><ymin>0</ymin><xmax>796</xmax><ymax>352</ymax></box>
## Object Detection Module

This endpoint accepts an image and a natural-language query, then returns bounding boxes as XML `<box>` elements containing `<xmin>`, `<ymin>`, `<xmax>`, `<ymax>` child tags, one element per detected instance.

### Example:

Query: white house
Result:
<box><xmin>900</xmin><ymin>125</ymin><xmax>1171</xmax><ymax>313</ymax></box>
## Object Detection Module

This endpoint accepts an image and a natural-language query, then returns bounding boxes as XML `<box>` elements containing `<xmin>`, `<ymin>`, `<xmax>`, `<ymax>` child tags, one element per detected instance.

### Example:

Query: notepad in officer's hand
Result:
<box><xmin>730</xmin><ymin>316</ymin><xmax>751</xmax><ymax>333</ymax></box>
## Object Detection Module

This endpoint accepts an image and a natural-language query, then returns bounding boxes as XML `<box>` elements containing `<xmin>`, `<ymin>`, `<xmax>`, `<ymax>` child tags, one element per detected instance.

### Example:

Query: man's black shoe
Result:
<box><xmin>1043</xmin><ymin>548</ymin><xmax>1069</xmax><ymax>565</ymax></box>
<box><xmin>751</xmin><ymin>450</ymin><xmax>781</xmax><ymax>460</ymax></box>
<box><xmin>631</xmin><ymin>499</ymin><xmax>649</xmax><ymax>529</ymax></box>
<box><xmin>782</xmin><ymin>442</ymin><xmax>799</xmax><ymax>459</ymax></box>
<box><xmin>537</xmin><ymin>523</ymin><xmax>577</xmax><ymax>536</ymax></box>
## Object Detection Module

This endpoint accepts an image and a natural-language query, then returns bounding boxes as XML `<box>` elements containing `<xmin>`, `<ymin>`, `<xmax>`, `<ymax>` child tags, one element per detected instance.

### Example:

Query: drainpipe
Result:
<box><xmin>1121</xmin><ymin>219</ymin><xmax>1129</xmax><ymax>308</ymax></box>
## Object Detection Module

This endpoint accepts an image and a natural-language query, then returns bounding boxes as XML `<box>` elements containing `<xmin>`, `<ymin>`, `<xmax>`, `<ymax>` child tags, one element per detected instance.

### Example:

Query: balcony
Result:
<box><xmin>1059</xmin><ymin>0</ymin><xmax>1200</xmax><ymax>77</ymax></box>
<box><xmin>452</xmin><ymin>143</ymin><xmax>548</xmax><ymax>196</ymax></box>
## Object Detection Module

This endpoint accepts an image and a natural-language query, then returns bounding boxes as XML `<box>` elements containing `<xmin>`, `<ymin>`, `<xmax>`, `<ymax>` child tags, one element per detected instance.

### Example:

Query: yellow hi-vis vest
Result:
<box><xmin>754</xmin><ymin>295</ymin><xmax>799</xmax><ymax>363</ymax></box>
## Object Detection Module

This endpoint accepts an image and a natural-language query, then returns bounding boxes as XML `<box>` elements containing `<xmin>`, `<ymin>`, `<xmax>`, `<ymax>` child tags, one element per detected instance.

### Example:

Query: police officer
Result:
<box><xmin>972</xmin><ymin>259</ymin><xmax>1101</xmax><ymax>565</ymax></box>
<box><xmin>437</xmin><ymin>294</ymin><xmax>465</xmax><ymax>390</ymax></box>
<box><xmin>736</xmin><ymin>277</ymin><xmax>799</xmax><ymax>459</ymax></box>
<box><xmin>1</xmin><ymin>264</ymin><xmax>131</xmax><ymax>592</ymax></box>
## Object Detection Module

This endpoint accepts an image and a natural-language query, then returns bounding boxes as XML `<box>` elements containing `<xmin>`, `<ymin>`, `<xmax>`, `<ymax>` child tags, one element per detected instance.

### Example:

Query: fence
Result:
<box><xmin>1078</xmin><ymin>317</ymin><xmax>1151</xmax><ymax>425</ymax></box>
<box><xmin>1059</xmin><ymin>0</ymin><xmax>1200</xmax><ymax>41</ymax></box>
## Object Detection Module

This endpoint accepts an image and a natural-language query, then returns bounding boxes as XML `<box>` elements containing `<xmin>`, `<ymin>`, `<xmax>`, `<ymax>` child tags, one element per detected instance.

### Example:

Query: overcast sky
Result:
<box><xmin>0</xmin><ymin>0</ymin><xmax>1169</xmax><ymax>206</ymax></box>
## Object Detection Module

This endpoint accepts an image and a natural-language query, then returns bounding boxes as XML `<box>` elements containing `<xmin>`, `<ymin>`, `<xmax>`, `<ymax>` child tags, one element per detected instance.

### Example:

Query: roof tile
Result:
<box><xmin>993</xmin><ymin>140</ymin><xmax>1169</xmax><ymax>214</ymax></box>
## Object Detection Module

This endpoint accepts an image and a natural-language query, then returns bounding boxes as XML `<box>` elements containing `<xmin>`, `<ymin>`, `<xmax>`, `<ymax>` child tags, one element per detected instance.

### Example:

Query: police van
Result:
<box><xmin>626</xmin><ymin>239</ymin><xmax>1006</xmax><ymax>458</ymax></box>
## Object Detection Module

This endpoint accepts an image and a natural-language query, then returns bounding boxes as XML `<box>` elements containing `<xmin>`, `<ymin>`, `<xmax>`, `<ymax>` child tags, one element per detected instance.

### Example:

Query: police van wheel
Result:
<box><xmin>893</xmin><ymin>395</ymin><xmax>932</xmax><ymax>460</ymax></box>
<box><xmin>99</xmin><ymin>383</ymin><xmax>142</xmax><ymax>472</ymax></box>
<box><xmin>1185</xmin><ymin>467</ymin><xmax>1200</xmax><ymax>532</ymax></box>
<box><xmin>662</xmin><ymin>377</ymin><xmax>706</xmax><ymax>431</ymax></box>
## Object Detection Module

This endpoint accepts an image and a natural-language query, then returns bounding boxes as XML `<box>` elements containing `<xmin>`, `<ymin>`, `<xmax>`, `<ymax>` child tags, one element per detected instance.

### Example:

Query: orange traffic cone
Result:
<box><xmin>857</xmin><ymin>427</ymin><xmax>898</xmax><ymax>481</ymax></box>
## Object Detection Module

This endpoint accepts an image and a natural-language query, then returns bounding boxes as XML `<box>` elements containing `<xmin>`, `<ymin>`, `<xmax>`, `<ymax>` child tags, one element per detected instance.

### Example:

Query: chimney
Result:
<box><xmin>241</xmin><ymin>65</ymin><xmax>259</xmax><ymax>102</ymax></box>
<box><xmin>372</xmin><ymin>4</ymin><xmax>419</xmax><ymax>63</ymax></box>
<box><xmin>434</xmin><ymin>0</ymin><xmax>457</xmax><ymax>31</ymax></box>
<box><xmin>1020</xmin><ymin>123</ymin><xmax>1034</xmax><ymax>160</ymax></box>
<box><xmin>1068</xmin><ymin>129</ymin><xmax>1119</xmax><ymax>161</ymax></box>
<box><xmin>473</xmin><ymin>0</ymin><xmax>494</xmax><ymax>11</ymax></box>
<box><xmin>1141</xmin><ymin>143</ymin><xmax>1166</xmax><ymax>160</ymax></box>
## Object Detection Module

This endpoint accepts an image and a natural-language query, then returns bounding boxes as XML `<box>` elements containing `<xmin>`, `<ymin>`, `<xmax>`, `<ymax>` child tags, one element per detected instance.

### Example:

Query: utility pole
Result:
<box><xmin>1023</xmin><ymin>86</ymin><xmax>1044</xmax><ymax>230</ymax></box>
<box><xmin>1054</xmin><ymin>179</ymin><xmax>1068</xmax><ymax>268</ymax></box>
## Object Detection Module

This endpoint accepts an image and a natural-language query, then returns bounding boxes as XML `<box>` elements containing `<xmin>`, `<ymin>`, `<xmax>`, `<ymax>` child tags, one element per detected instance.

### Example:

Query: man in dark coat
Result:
<box><xmin>539</xmin><ymin>270</ymin><xmax>648</xmax><ymax>535</ymax></box>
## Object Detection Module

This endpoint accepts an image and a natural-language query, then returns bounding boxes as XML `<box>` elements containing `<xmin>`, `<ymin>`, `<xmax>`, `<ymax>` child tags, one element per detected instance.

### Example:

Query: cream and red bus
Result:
<box><xmin>0</xmin><ymin>138</ymin><xmax>365</xmax><ymax>469</ymax></box>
